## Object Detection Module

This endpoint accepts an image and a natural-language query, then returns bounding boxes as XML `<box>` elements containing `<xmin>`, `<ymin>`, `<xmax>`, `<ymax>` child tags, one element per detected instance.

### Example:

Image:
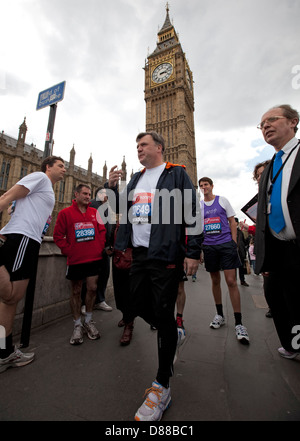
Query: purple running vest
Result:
<box><xmin>202</xmin><ymin>196</ymin><xmax>232</xmax><ymax>245</ymax></box>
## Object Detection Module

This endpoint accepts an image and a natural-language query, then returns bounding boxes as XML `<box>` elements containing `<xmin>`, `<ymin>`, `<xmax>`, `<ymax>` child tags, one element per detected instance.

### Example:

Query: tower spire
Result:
<box><xmin>17</xmin><ymin>117</ymin><xmax>27</xmax><ymax>153</ymax></box>
<box><xmin>150</xmin><ymin>3</ymin><xmax>178</xmax><ymax>54</ymax></box>
<box><xmin>160</xmin><ymin>3</ymin><xmax>172</xmax><ymax>33</ymax></box>
<box><xmin>144</xmin><ymin>4</ymin><xmax>197</xmax><ymax>187</ymax></box>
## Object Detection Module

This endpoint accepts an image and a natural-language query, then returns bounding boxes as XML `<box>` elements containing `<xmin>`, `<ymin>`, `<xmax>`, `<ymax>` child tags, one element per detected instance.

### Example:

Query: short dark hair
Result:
<box><xmin>41</xmin><ymin>155</ymin><xmax>64</xmax><ymax>172</ymax></box>
<box><xmin>75</xmin><ymin>184</ymin><xmax>91</xmax><ymax>193</ymax></box>
<box><xmin>136</xmin><ymin>131</ymin><xmax>165</xmax><ymax>153</ymax></box>
<box><xmin>199</xmin><ymin>177</ymin><xmax>213</xmax><ymax>186</ymax></box>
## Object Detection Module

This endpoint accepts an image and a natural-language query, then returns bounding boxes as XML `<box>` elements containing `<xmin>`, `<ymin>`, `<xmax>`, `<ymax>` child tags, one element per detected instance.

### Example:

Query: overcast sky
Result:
<box><xmin>1</xmin><ymin>0</ymin><xmax>300</xmax><ymax>221</ymax></box>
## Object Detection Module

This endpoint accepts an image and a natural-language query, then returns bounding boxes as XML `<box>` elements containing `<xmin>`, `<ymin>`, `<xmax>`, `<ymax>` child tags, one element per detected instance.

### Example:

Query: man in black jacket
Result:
<box><xmin>255</xmin><ymin>104</ymin><xmax>300</xmax><ymax>360</ymax></box>
<box><xmin>235</xmin><ymin>218</ymin><xmax>249</xmax><ymax>286</ymax></box>
<box><xmin>107</xmin><ymin>131</ymin><xmax>203</xmax><ymax>421</ymax></box>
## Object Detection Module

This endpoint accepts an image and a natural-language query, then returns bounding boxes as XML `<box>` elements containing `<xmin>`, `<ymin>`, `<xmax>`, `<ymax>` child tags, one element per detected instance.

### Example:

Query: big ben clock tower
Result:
<box><xmin>144</xmin><ymin>4</ymin><xmax>197</xmax><ymax>187</ymax></box>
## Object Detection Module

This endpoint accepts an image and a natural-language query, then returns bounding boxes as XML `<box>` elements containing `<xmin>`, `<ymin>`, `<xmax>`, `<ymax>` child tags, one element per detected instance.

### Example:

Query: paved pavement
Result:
<box><xmin>1</xmin><ymin>265</ymin><xmax>300</xmax><ymax>423</ymax></box>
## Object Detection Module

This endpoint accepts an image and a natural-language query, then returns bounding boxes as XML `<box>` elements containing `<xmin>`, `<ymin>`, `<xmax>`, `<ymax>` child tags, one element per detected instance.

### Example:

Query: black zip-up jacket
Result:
<box><xmin>106</xmin><ymin>162</ymin><xmax>203</xmax><ymax>263</ymax></box>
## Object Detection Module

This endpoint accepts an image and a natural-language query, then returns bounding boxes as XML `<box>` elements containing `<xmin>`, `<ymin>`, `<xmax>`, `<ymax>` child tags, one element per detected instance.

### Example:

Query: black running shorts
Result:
<box><xmin>0</xmin><ymin>234</ymin><xmax>40</xmax><ymax>281</ymax></box>
<box><xmin>202</xmin><ymin>239</ymin><xmax>241</xmax><ymax>272</ymax></box>
<box><xmin>66</xmin><ymin>259</ymin><xmax>102</xmax><ymax>281</ymax></box>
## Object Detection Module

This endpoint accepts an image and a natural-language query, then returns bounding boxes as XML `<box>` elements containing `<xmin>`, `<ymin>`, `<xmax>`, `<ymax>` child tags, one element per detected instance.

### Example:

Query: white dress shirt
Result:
<box><xmin>268</xmin><ymin>136</ymin><xmax>300</xmax><ymax>240</ymax></box>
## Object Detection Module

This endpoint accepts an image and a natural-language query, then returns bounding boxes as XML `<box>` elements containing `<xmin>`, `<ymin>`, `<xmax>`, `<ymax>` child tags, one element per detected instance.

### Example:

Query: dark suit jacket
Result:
<box><xmin>255</xmin><ymin>144</ymin><xmax>300</xmax><ymax>274</ymax></box>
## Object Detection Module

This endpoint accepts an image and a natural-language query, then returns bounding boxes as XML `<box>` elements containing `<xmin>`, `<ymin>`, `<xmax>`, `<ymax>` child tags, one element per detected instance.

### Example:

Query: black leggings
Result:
<box><xmin>125</xmin><ymin>247</ymin><xmax>181</xmax><ymax>387</ymax></box>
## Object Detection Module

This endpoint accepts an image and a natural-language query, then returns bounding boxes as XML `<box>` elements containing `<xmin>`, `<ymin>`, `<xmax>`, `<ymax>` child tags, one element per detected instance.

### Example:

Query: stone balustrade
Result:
<box><xmin>13</xmin><ymin>237</ymin><xmax>113</xmax><ymax>335</ymax></box>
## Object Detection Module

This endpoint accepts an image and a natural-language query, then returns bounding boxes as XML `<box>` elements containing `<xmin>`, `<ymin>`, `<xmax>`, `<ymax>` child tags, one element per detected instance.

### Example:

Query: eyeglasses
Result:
<box><xmin>257</xmin><ymin>116</ymin><xmax>287</xmax><ymax>130</ymax></box>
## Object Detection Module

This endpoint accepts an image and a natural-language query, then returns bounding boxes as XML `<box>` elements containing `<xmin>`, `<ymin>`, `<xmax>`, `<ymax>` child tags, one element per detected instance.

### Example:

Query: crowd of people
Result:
<box><xmin>0</xmin><ymin>103</ymin><xmax>299</xmax><ymax>421</ymax></box>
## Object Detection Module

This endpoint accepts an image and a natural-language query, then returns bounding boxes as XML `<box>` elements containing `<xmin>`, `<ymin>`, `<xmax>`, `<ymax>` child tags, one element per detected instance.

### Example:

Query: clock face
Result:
<box><xmin>152</xmin><ymin>62</ymin><xmax>173</xmax><ymax>84</ymax></box>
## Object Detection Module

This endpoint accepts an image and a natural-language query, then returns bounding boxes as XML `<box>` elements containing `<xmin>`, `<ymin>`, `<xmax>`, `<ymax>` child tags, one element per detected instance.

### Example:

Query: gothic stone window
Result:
<box><xmin>0</xmin><ymin>160</ymin><xmax>10</xmax><ymax>190</ymax></box>
<box><xmin>59</xmin><ymin>180</ymin><xmax>65</xmax><ymax>202</ymax></box>
<box><xmin>20</xmin><ymin>166</ymin><xmax>28</xmax><ymax>179</ymax></box>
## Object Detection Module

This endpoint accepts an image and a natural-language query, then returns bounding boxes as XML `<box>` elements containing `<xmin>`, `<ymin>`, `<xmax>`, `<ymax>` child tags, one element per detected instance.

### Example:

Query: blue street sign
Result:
<box><xmin>36</xmin><ymin>81</ymin><xmax>66</xmax><ymax>110</ymax></box>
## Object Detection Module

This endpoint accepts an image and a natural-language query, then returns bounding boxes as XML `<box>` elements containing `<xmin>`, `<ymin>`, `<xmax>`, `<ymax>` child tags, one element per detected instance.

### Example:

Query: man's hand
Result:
<box><xmin>0</xmin><ymin>184</ymin><xmax>29</xmax><ymax>213</ymax></box>
<box><xmin>184</xmin><ymin>257</ymin><xmax>199</xmax><ymax>276</ymax></box>
<box><xmin>108</xmin><ymin>166</ymin><xmax>123</xmax><ymax>188</ymax></box>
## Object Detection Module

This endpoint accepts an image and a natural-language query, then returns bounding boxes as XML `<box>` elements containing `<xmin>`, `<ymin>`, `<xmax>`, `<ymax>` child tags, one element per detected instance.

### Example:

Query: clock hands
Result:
<box><xmin>159</xmin><ymin>70</ymin><xmax>167</xmax><ymax>77</ymax></box>
<box><xmin>152</xmin><ymin>62</ymin><xmax>173</xmax><ymax>83</ymax></box>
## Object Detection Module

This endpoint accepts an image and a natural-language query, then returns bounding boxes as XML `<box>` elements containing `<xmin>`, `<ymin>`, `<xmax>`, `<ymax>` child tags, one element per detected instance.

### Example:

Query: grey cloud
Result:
<box><xmin>0</xmin><ymin>73</ymin><xmax>30</xmax><ymax>97</ymax></box>
<box><xmin>2</xmin><ymin>0</ymin><xmax>300</xmax><ymax>188</ymax></box>
<box><xmin>173</xmin><ymin>0</ymin><xmax>300</xmax><ymax>130</ymax></box>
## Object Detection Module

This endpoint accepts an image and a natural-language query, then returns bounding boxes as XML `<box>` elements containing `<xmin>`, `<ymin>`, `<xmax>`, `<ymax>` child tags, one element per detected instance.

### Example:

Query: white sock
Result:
<box><xmin>85</xmin><ymin>312</ymin><xmax>92</xmax><ymax>323</ymax></box>
<box><xmin>74</xmin><ymin>318</ymin><xmax>81</xmax><ymax>327</ymax></box>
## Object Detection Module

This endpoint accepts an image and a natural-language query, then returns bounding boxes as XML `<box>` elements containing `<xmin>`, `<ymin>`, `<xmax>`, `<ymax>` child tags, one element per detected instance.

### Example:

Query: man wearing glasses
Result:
<box><xmin>255</xmin><ymin>104</ymin><xmax>300</xmax><ymax>359</ymax></box>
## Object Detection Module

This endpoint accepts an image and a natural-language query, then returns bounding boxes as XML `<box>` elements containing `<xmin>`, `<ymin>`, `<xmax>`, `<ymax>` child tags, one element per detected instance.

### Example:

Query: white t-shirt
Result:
<box><xmin>202</xmin><ymin>196</ymin><xmax>236</xmax><ymax>218</ymax></box>
<box><xmin>1</xmin><ymin>172</ymin><xmax>55</xmax><ymax>243</ymax></box>
<box><xmin>131</xmin><ymin>163</ymin><xmax>166</xmax><ymax>248</ymax></box>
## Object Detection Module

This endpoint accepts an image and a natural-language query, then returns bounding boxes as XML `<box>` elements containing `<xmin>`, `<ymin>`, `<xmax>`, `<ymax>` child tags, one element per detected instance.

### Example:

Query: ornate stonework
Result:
<box><xmin>0</xmin><ymin>118</ymin><xmax>120</xmax><ymax>235</ymax></box>
<box><xmin>144</xmin><ymin>5</ymin><xmax>198</xmax><ymax>187</ymax></box>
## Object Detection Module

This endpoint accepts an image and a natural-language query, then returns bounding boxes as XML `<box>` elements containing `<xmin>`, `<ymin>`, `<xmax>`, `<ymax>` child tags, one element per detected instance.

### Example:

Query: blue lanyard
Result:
<box><xmin>267</xmin><ymin>141</ymin><xmax>299</xmax><ymax>196</ymax></box>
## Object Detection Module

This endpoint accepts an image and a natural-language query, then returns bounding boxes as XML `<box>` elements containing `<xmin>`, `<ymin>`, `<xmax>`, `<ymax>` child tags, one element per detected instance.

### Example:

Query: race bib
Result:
<box><xmin>204</xmin><ymin>217</ymin><xmax>222</xmax><ymax>235</ymax></box>
<box><xmin>132</xmin><ymin>192</ymin><xmax>154</xmax><ymax>224</ymax></box>
<box><xmin>41</xmin><ymin>215</ymin><xmax>52</xmax><ymax>238</ymax></box>
<box><xmin>74</xmin><ymin>222</ymin><xmax>95</xmax><ymax>242</ymax></box>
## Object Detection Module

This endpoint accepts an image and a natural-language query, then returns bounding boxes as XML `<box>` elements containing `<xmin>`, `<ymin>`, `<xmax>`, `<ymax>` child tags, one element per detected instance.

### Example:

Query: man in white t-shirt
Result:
<box><xmin>0</xmin><ymin>156</ymin><xmax>66</xmax><ymax>373</ymax></box>
<box><xmin>199</xmin><ymin>177</ymin><xmax>250</xmax><ymax>345</ymax></box>
<box><xmin>107</xmin><ymin>131</ymin><xmax>203</xmax><ymax>421</ymax></box>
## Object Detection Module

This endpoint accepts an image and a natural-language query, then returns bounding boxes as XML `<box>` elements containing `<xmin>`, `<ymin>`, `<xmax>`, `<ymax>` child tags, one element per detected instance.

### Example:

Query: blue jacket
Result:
<box><xmin>106</xmin><ymin>162</ymin><xmax>203</xmax><ymax>263</ymax></box>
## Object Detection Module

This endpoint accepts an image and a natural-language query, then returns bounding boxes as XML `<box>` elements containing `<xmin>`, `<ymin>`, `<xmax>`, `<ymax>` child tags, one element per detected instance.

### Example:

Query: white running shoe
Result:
<box><xmin>235</xmin><ymin>324</ymin><xmax>250</xmax><ymax>344</ymax></box>
<box><xmin>135</xmin><ymin>381</ymin><xmax>171</xmax><ymax>421</ymax></box>
<box><xmin>70</xmin><ymin>324</ymin><xmax>84</xmax><ymax>345</ymax></box>
<box><xmin>83</xmin><ymin>320</ymin><xmax>100</xmax><ymax>340</ymax></box>
<box><xmin>95</xmin><ymin>301</ymin><xmax>112</xmax><ymax>311</ymax></box>
<box><xmin>210</xmin><ymin>314</ymin><xmax>225</xmax><ymax>329</ymax></box>
<box><xmin>0</xmin><ymin>348</ymin><xmax>34</xmax><ymax>373</ymax></box>
<box><xmin>278</xmin><ymin>347</ymin><xmax>298</xmax><ymax>359</ymax></box>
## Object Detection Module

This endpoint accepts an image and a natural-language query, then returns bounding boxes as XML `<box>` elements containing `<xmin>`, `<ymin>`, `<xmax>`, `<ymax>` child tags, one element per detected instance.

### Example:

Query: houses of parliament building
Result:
<box><xmin>0</xmin><ymin>118</ymin><xmax>125</xmax><ymax>235</ymax></box>
<box><xmin>0</xmin><ymin>5</ymin><xmax>197</xmax><ymax>236</ymax></box>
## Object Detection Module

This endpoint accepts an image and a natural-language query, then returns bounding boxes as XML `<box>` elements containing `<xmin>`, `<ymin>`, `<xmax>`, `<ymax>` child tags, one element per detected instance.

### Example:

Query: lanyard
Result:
<box><xmin>267</xmin><ymin>141</ymin><xmax>300</xmax><ymax>196</ymax></box>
